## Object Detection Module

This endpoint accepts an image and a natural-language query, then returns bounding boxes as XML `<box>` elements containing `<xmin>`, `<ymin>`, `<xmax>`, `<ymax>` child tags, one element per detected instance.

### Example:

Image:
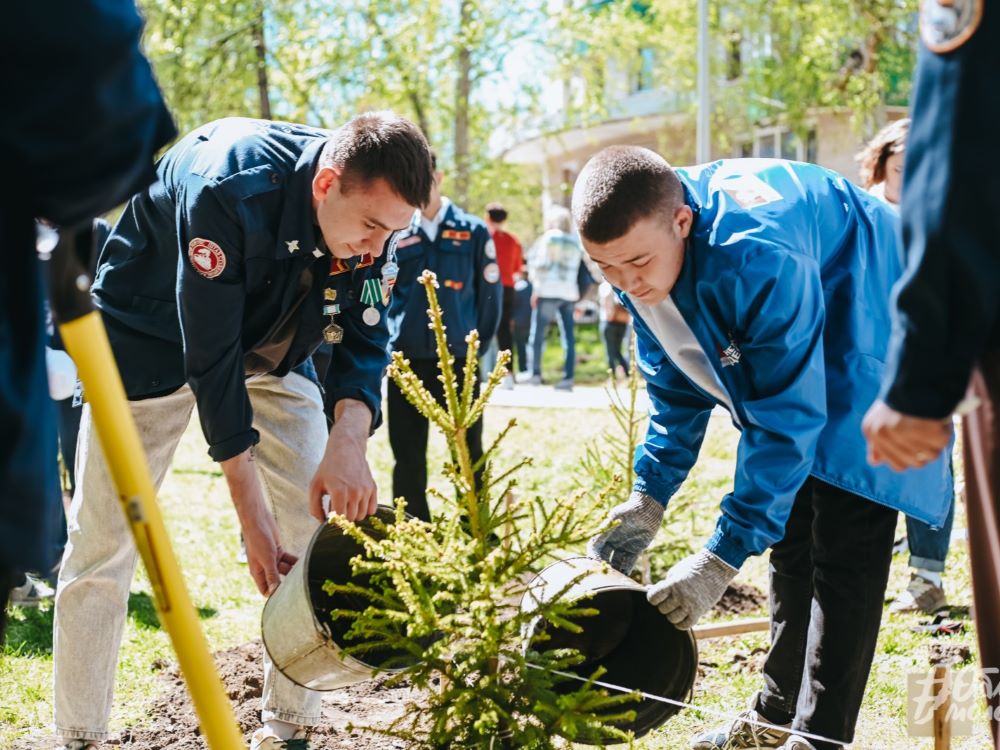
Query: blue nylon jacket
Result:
<box><xmin>93</xmin><ymin>118</ymin><xmax>392</xmax><ymax>462</ymax></box>
<box><xmin>626</xmin><ymin>159</ymin><xmax>954</xmax><ymax>569</ymax></box>
<box><xmin>387</xmin><ymin>202</ymin><xmax>501</xmax><ymax>359</ymax></box>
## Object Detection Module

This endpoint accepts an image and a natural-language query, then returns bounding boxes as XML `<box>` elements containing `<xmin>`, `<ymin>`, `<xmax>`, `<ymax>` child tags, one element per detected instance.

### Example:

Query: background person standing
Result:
<box><xmin>857</xmin><ymin>118</ymin><xmax>954</xmax><ymax>616</ymax></box>
<box><xmin>485</xmin><ymin>202</ymin><xmax>523</xmax><ymax>388</ymax></box>
<box><xmin>387</xmin><ymin>155</ymin><xmax>501</xmax><ymax>522</ymax></box>
<box><xmin>526</xmin><ymin>206</ymin><xmax>583</xmax><ymax>390</ymax></box>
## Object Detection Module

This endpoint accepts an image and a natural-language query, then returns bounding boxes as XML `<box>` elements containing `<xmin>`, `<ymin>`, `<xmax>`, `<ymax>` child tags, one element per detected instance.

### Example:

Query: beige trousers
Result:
<box><xmin>53</xmin><ymin>372</ymin><xmax>327</xmax><ymax>742</ymax></box>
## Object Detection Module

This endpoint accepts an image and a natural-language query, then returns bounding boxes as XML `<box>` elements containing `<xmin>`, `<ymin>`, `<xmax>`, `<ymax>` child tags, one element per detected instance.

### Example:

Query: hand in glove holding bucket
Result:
<box><xmin>589</xmin><ymin>491</ymin><xmax>737</xmax><ymax>629</ymax></box>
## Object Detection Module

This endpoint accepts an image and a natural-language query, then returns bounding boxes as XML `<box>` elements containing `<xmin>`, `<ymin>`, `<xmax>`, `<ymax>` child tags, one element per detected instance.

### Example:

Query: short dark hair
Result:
<box><xmin>486</xmin><ymin>203</ymin><xmax>508</xmax><ymax>223</ymax></box>
<box><xmin>572</xmin><ymin>145</ymin><xmax>684</xmax><ymax>244</ymax></box>
<box><xmin>322</xmin><ymin>111</ymin><xmax>434</xmax><ymax>208</ymax></box>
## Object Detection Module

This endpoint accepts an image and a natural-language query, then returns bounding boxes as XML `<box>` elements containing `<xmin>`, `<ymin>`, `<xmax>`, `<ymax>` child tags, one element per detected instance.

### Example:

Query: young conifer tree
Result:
<box><xmin>324</xmin><ymin>270</ymin><xmax>638</xmax><ymax>748</ymax></box>
<box><xmin>577</xmin><ymin>340</ymin><xmax>697</xmax><ymax>582</ymax></box>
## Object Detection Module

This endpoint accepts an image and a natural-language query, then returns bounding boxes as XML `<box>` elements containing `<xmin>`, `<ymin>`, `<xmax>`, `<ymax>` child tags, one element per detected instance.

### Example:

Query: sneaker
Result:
<box><xmin>784</xmin><ymin>736</ymin><xmax>817</xmax><ymax>750</ymax></box>
<box><xmin>250</xmin><ymin>727</ymin><xmax>310</xmax><ymax>750</ymax></box>
<box><xmin>554</xmin><ymin>378</ymin><xmax>574</xmax><ymax>391</ymax></box>
<box><xmin>889</xmin><ymin>573</ymin><xmax>947</xmax><ymax>614</ymax></box>
<box><xmin>501</xmin><ymin>374</ymin><xmax>514</xmax><ymax>390</ymax></box>
<box><xmin>692</xmin><ymin>705</ymin><xmax>791</xmax><ymax>749</ymax></box>
<box><xmin>55</xmin><ymin>741</ymin><xmax>99</xmax><ymax>750</ymax></box>
<box><xmin>9</xmin><ymin>573</ymin><xmax>55</xmax><ymax>607</ymax></box>
<box><xmin>527</xmin><ymin>374</ymin><xmax>542</xmax><ymax>386</ymax></box>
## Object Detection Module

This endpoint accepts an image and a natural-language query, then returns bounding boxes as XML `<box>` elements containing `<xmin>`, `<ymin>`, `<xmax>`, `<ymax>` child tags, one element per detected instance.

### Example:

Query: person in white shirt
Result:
<box><xmin>526</xmin><ymin>206</ymin><xmax>584</xmax><ymax>390</ymax></box>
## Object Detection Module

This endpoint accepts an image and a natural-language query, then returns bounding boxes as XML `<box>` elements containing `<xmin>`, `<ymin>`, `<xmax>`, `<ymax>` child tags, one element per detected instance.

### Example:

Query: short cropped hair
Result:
<box><xmin>321</xmin><ymin>111</ymin><xmax>434</xmax><ymax>208</ymax></box>
<box><xmin>856</xmin><ymin>118</ymin><xmax>909</xmax><ymax>189</ymax></box>
<box><xmin>572</xmin><ymin>145</ymin><xmax>684</xmax><ymax>244</ymax></box>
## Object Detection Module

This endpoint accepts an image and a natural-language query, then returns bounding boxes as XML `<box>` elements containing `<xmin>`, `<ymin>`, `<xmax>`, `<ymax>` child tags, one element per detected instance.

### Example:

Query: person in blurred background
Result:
<box><xmin>857</xmin><ymin>118</ymin><xmax>954</xmax><ymax>615</ymax></box>
<box><xmin>485</xmin><ymin>202</ymin><xmax>523</xmax><ymax>388</ymax></box>
<box><xmin>526</xmin><ymin>206</ymin><xmax>583</xmax><ymax>390</ymax></box>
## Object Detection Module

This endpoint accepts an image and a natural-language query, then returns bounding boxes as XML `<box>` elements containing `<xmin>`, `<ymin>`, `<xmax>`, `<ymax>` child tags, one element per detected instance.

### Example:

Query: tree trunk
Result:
<box><xmin>253</xmin><ymin>5</ymin><xmax>272</xmax><ymax>120</ymax></box>
<box><xmin>454</xmin><ymin>0</ymin><xmax>473</xmax><ymax>206</ymax></box>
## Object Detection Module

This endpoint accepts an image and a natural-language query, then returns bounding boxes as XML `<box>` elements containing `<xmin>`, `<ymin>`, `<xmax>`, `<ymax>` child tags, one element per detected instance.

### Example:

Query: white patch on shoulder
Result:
<box><xmin>484</xmin><ymin>239</ymin><xmax>497</xmax><ymax>260</ymax></box>
<box><xmin>713</xmin><ymin>171</ymin><xmax>783</xmax><ymax>209</ymax></box>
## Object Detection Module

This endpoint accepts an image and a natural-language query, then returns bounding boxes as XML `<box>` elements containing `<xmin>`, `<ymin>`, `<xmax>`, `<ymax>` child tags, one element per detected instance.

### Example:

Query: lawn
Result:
<box><xmin>1</xmin><ymin>397</ymin><xmax>989</xmax><ymax>749</ymax></box>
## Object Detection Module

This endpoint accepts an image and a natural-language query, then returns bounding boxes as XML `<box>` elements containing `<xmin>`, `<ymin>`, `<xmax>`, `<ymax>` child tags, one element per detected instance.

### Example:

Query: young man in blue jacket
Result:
<box><xmin>386</xmin><ymin>153</ymin><xmax>501</xmax><ymax>521</ymax></box>
<box><xmin>576</xmin><ymin>146</ymin><xmax>952</xmax><ymax>750</ymax></box>
<box><xmin>53</xmin><ymin>113</ymin><xmax>433</xmax><ymax>750</ymax></box>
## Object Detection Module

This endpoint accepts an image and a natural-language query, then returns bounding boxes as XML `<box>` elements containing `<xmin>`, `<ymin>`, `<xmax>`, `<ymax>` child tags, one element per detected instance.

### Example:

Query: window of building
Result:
<box><xmin>736</xmin><ymin>126</ymin><xmax>818</xmax><ymax>163</ymax></box>
<box><xmin>725</xmin><ymin>32</ymin><xmax>742</xmax><ymax>81</ymax></box>
<box><xmin>630</xmin><ymin>48</ymin><xmax>656</xmax><ymax>93</ymax></box>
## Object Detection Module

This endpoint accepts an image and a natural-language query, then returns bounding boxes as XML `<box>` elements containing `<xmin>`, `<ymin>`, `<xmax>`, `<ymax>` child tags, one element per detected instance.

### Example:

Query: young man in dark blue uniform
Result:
<box><xmin>863</xmin><ymin>1</ymin><xmax>1000</xmax><ymax>744</ymax></box>
<box><xmin>386</xmin><ymin>155</ymin><xmax>501</xmax><ymax>522</ymax></box>
<box><xmin>575</xmin><ymin>147</ymin><xmax>952</xmax><ymax>750</ymax></box>
<box><xmin>52</xmin><ymin>114</ymin><xmax>433</xmax><ymax>750</ymax></box>
<box><xmin>0</xmin><ymin>0</ymin><xmax>174</xmax><ymax>640</ymax></box>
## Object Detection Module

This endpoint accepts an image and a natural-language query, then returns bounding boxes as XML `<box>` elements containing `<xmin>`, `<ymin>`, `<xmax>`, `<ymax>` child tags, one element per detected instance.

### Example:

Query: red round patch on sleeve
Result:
<box><xmin>187</xmin><ymin>237</ymin><xmax>226</xmax><ymax>279</ymax></box>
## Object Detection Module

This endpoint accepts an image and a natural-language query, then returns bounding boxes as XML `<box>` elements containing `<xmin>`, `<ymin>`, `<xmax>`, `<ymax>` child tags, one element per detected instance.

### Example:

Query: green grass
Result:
<box><xmin>539</xmin><ymin>321</ymin><xmax>612</xmax><ymax>385</ymax></box>
<box><xmin>1</xmin><ymin>407</ymin><xmax>989</xmax><ymax>749</ymax></box>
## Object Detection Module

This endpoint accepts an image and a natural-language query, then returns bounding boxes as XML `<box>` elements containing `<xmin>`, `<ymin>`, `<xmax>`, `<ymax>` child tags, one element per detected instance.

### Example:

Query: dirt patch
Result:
<box><xmin>712</xmin><ymin>581</ymin><xmax>767</xmax><ymax>617</ymax></box>
<box><xmin>928</xmin><ymin>642</ymin><xmax>973</xmax><ymax>666</ymax></box>
<box><xmin>115</xmin><ymin>641</ymin><xmax>422</xmax><ymax>749</ymax></box>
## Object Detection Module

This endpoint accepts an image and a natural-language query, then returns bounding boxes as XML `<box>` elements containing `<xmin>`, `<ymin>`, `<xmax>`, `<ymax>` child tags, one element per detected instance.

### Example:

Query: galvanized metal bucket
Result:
<box><xmin>262</xmin><ymin>505</ymin><xmax>417</xmax><ymax>691</ymax></box>
<box><xmin>521</xmin><ymin>556</ymin><xmax>698</xmax><ymax>743</ymax></box>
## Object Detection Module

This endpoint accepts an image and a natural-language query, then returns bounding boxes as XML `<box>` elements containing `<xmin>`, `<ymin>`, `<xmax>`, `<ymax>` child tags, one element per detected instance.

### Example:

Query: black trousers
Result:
<box><xmin>0</xmin><ymin>566</ymin><xmax>16</xmax><ymax>645</ymax></box>
<box><xmin>757</xmin><ymin>477</ymin><xmax>898</xmax><ymax>749</ymax></box>
<box><xmin>497</xmin><ymin>286</ymin><xmax>515</xmax><ymax>357</ymax></box>
<box><xmin>387</xmin><ymin>357</ymin><xmax>483</xmax><ymax>522</ymax></box>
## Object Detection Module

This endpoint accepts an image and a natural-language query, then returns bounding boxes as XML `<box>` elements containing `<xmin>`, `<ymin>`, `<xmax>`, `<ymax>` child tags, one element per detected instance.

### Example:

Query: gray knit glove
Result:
<box><xmin>587</xmin><ymin>491</ymin><xmax>665</xmax><ymax>574</ymax></box>
<box><xmin>647</xmin><ymin>549</ymin><xmax>738</xmax><ymax>630</ymax></box>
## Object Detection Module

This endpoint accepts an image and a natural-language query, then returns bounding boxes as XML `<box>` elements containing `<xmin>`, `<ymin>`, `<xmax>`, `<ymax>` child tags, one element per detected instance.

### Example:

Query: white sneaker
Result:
<box><xmin>501</xmin><ymin>374</ymin><xmax>514</xmax><ymax>390</ymax></box>
<box><xmin>691</xmin><ymin>703</ymin><xmax>791</xmax><ymax>749</ymax></box>
<box><xmin>785</xmin><ymin>735</ymin><xmax>818</xmax><ymax>749</ymax></box>
<box><xmin>889</xmin><ymin>573</ymin><xmax>947</xmax><ymax>614</ymax></box>
<box><xmin>249</xmin><ymin>727</ymin><xmax>310</xmax><ymax>749</ymax></box>
<box><xmin>9</xmin><ymin>573</ymin><xmax>55</xmax><ymax>607</ymax></box>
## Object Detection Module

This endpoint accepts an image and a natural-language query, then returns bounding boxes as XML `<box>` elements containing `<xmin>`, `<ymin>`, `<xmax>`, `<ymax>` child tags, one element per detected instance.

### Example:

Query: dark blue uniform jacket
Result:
<box><xmin>387</xmin><ymin>202</ymin><xmax>501</xmax><ymax>359</ymax></box>
<box><xmin>882</xmin><ymin>0</ymin><xmax>1000</xmax><ymax>418</ymax></box>
<box><xmin>94</xmin><ymin>118</ymin><xmax>391</xmax><ymax>462</ymax></box>
<box><xmin>1</xmin><ymin>0</ymin><xmax>174</xmax><ymax>573</ymax></box>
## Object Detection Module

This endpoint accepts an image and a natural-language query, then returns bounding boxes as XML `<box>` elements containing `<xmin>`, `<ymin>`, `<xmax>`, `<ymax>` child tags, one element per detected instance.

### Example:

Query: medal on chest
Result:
<box><xmin>360</xmin><ymin>277</ymin><xmax>383</xmax><ymax>326</ymax></box>
<box><xmin>380</xmin><ymin>261</ymin><xmax>399</xmax><ymax>305</ymax></box>
<box><xmin>322</xmin><ymin>287</ymin><xmax>343</xmax><ymax>344</ymax></box>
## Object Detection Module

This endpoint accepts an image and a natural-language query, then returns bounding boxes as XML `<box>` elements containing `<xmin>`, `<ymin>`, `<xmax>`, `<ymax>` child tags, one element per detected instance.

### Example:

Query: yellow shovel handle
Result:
<box><xmin>60</xmin><ymin>311</ymin><xmax>245</xmax><ymax>750</ymax></box>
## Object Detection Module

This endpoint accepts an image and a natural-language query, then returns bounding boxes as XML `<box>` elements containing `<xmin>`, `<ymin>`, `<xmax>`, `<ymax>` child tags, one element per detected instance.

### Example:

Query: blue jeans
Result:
<box><xmin>906</xmin><ymin>497</ymin><xmax>955</xmax><ymax>573</ymax></box>
<box><xmin>529</xmin><ymin>298</ymin><xmax>575</xmax><ymax>381</ymax></box>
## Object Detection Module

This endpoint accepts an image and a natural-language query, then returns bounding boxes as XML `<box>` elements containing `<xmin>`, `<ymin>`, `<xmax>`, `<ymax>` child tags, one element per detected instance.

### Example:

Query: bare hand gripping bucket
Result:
<box><xmin>521</xmin><ymin>556</ymin><xmax>698</xmax><ymax>743</ymax></box>
<box><xmin>262</xmin><ymin>506</ymin><xmax>417</xmax><ymax>691</ymax></box>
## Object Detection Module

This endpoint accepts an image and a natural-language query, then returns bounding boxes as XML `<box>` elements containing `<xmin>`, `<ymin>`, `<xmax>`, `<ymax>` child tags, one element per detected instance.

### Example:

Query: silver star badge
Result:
<box><xmin>286</xmin><ymin>240</ymin><xmax>299</xmax><ymax>253</ymax></box>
